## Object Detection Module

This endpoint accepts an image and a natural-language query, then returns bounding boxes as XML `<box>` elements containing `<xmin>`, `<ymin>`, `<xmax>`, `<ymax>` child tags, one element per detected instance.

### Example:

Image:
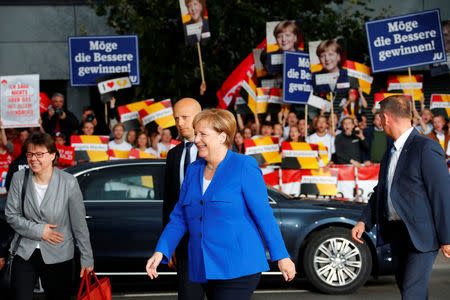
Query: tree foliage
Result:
<box><xmin>91</xmin><ymin>0</ymin><xmax>390</xmax><ymax>106</ymax></box>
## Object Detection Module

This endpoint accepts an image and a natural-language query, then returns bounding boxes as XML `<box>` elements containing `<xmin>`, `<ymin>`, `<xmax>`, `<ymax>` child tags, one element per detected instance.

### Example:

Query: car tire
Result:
<box><xmin>303</xmin><ymin>227</ymin><xmax>372</xmax><ymax>294</ymax></box>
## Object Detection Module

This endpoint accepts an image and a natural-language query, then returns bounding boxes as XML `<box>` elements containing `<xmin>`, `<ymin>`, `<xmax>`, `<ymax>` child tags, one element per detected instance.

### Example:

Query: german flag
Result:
<box><xmin>310</xmin><ymin>143</ymin><xmax>329</xmax><ymax>166</ymax></box>
<box><xmin>254</xmin><ymin>88</ymin><xmax>269</xmax><ymax>114</ymax></box>
<box><xmin>430</xmin><ymin>94</ymin><xmax>450</xmax><ymax>117</ymax></box>
<box><xmin>374</xmin><ymin>93</ymin><xmax>411</xmax><ymax>110</ymax></box>
<box><xmin>387</xmin><ymin>75</ymin><xmax>424</xmax><ymax>101</ymax></box>
<box><xmin>343</xmin><ymin>60</ymin><xmax>373</xmax><ymax>95</ymax></box>
<box><xmin>239</xmin><ymin>73</ymin><xmax>258</xmax><ymax>114</ymax></box>
<box><xmin>267</xmin><ymin>88</ymin><xmax>283</xmax><ymax>113</ymax></box>
<box><xmin>108</xmin><ymin>149</ymin><xmax>130</xmax><ymax>160</ymax></box>
<box><xmin>70</xmin><ymin>135</ymin><xmax>109</xmax><ymax>162</ymax></box>
<box><xmin>138</xmin><ymin>99</ymin><xmax>175</xmax><ymax>129</ymax></box>
<box><xmin>261</xmin><ymin>166</ymin><xmax>280</xmax><ymax>187</ymax></box>
<box><xmin>244</xmin><ymin>136</ymin><xmax>281</xmax><ymax>166</ymax></box>
<box><xmin>280</xmin><ymin>142</ymin><xmax>319</xmax><ymax>169</ymax></box>
<box><xmin>268</xmin><ymin>88</ymin><xmax>283</xmax><ymax>104</ymax></box>
<box><xmin>298</xmin><ymin>168</ymin><xmax>338</xmax><ymax>196</ymax></box>
<box><xmin>128</xmin><ymin>148</ymin><xmax>158</xmax><ymax>159</ymax></box>
<box><xmin>118</xmin><ymin>99</ymin><xmax>154</xmax><ymax>131</ymax></box>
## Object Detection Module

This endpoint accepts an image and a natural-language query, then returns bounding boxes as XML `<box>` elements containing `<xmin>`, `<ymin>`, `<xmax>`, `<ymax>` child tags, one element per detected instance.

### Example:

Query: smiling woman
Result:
<box><xmin>146</xmin><ymin>109</ymin><xmax>296</xmax><ymax>300</ymax></box>
<box><xmin>5</xmin><ymin>132</ymin><xmax>94</xmax><ymax>300</ymax></box>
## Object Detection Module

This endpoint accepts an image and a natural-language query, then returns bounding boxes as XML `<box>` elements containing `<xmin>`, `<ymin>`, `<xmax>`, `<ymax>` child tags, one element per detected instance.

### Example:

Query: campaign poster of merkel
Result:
<box><xmin>68</xmin><ymin>35</ymin><xmax>140</xmax><ymax>86</ymax></box>
<box><xmin>365</xmin><ymin>9</ymin><xmax>446</xmax><ymax>73</ymax></box>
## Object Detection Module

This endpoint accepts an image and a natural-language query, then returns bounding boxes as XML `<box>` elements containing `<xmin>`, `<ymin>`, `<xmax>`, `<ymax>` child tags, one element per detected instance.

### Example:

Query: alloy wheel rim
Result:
<box><xmin>312</xmin><ymin>237</ymin><xmax>362</xmax><ymax>287</ymax></box>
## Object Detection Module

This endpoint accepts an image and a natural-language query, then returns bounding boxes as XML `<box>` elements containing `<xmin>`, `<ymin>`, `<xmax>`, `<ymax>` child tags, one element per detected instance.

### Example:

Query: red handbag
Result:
<box><xmin>77</xmin><ymin>271</ymin><xmax>112</xmax><ymax>300</ymax></box>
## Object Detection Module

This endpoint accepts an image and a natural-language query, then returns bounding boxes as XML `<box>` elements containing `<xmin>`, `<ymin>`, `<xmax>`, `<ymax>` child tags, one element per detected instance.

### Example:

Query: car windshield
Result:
<box><xmin>267</xmin><ymin>185</ymin><xmax>295</xmax><ymax>200</ymax></box>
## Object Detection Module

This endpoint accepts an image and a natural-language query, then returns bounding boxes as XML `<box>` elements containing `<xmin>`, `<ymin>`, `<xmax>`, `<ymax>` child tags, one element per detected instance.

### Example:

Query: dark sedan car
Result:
<box><xmin>0</xmin><ymin>159</ymin><xmax>393</xmax><ymax>294</ymax></box>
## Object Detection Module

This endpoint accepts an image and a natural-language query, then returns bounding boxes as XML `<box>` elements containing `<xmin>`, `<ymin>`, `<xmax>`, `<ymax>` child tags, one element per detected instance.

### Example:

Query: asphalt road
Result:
<box><xmin>107</xmin><ymin>253</ymin><xmax>450</xmax><ymax>300</ymax></box>
<box><xmin>6</xmin><ymin>252</ymin><xmax>446</xmax><ymax>300</ymax></box>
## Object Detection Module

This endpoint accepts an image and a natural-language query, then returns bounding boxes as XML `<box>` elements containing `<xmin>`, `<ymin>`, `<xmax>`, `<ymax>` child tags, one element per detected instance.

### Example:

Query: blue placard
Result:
<box><xmin>283</xmin><ymin>51</ymin><xmax>312</xmax><ymax>104</ymax></box>
<box><xmin>365</xmin><ymin>9</ymin><xmax>446</xmax><ymax>73</ymax></box>
<box><xmin>68</xmin><ymin>35</ymin><xmax>140</xmax><ymax>86</ymax></box>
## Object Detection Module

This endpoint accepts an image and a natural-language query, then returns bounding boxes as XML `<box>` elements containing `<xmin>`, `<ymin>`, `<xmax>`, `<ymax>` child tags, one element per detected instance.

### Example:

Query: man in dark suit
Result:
<box><xmin>352</xmin><ymin>95</ymin><xmax>450</xmax><ymax>299</ymax></box>
<box><xmin>163</xmin><ymin>97</ymin><xmax>204</xmax><ymax>300</ymax></box>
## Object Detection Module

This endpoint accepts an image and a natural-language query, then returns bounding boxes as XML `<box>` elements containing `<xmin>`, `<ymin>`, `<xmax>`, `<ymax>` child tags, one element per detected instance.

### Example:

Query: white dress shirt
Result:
<box><xmin>386</xmin><ymin>127</ymin><xmax>414</xmax><ymax>221</ymax></box>
<box><xmin>33</xmin><ymin>179</ymin><xmax>48</xmax><ymax>249</ymax></box>
<box><xmin>179</xmin><ymin>139</ymin><xmax>198</xmax><ymax>186</ymax></box>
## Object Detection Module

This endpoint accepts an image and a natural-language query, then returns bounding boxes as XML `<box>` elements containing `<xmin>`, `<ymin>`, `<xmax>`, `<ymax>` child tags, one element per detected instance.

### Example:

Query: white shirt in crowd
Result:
<box><xmin>108</xmin><ymin>140</ymin><xmax>132</xmax><ymax>160</ymax></box>
<box><xmin>306</xmin><ymin>133</ymin><xmax>335</xmax><ymax>163</ymax></box>
<box><xmin>108</xmin><ymin>140</ymin><xmax>132</xmax><ymax>151</ymax></box>
<box><xmin>157</xmin><ymin>142</ymin><xmax>170</xmax><ymax>154</ymax></box>
<box><xmin>33</xmin><ymin>179</ymin><xmax>48</xmax><ymax>249</ymax></box>
<box><xmin>179</xmin><ymin>140</ymin><xmax>198</xmax><ymax>186</ymax></box>
<box><xmin>387</xmin><ymin>127</ymin><xmax>414</xmax><ymax>221</ymax></box>
<box><xmin>282</xmin><ymin>126</ymin><xmax>290</xmax><ymax>140</ymax></box>
<box><xmin>144</xmin><ymin>147</ymin><xmax>159</xmax><ymax>157</ymax></box>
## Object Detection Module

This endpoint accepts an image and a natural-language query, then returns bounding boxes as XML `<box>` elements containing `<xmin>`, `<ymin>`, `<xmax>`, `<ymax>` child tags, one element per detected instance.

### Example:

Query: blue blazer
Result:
<box><xmin>155</xmin><ymin>150</ymin><xmax>290</xmax><ymax>283</ymax></box>
<box><xmin>360</xmin><ymin>129</ymin><xmax>450</xmax><ymax>251</ymax></box>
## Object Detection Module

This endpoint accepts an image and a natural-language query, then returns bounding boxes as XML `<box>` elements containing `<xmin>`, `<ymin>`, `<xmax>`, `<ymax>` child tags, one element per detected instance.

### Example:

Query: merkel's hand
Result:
<box><xmin>146</xmin><ymin>252</ymin><xmax>163</xmax><ymax>279</ymax></box>
<box><xmin>168</xmin><ymin>252</ymin><xmax>177</xmax><ymax>270</ymax></box>
<box><xmin>80</xmin><ymin>266</ymin><xmax>94</xmax><ymax>278</ymax></box>
<box><xmin>442</xmin><ymin>245</ymin><xmax>450</xmax><ymax>258</ymax></box>
<box><xmin>278</xmin><ymin>258</ymin><xmax>296</xmax><ymax>282</ymax></box>
<box><xmin>351</xmin><ymin>222</ymin><xmax>365</xmax><ymax>244</ymax></box>
<box><xmin>42</xmin><ymin>224</ymin><xmax>64</xmax><ymax>245</ymax></box>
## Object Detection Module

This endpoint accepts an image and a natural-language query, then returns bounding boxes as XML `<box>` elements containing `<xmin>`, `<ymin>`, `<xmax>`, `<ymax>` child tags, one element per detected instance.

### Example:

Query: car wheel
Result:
<box><xmin>303</xmin><ymin>227</ymin><xmax>372</xmax><ymax>294</ymax></box>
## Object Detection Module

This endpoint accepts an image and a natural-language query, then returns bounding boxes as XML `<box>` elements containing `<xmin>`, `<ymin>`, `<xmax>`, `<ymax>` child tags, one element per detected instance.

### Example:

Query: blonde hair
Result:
<box><xmin>193</xmin><ymin>109</ymin><xmax>237</xmax><ymax>148</ymax></box>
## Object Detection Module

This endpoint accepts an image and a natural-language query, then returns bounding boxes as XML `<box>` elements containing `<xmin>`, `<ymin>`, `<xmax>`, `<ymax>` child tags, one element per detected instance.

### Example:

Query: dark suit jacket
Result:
<box><xmin>360</xmin><ymin>129</ymin><xmax>450</xmax><ymax>252</ymax></box>
<box><xmin>163</xmin><ymin>142</ymin><xmax>185</xmax><ymax>227</ymax></box>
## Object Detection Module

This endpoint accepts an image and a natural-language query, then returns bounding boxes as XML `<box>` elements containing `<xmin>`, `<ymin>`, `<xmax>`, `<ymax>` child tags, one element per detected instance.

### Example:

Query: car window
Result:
<box><xmin>77</xmin><ymin>164</ymin><xmax>164</xmax><ymax>202</ymax></box>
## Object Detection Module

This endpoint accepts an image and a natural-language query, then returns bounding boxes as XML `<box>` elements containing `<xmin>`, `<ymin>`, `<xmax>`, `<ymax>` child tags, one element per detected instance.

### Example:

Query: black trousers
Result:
<box><xmin>387</xmin><ymin>221</ymin><xmax>438</xmax><ymax>300</ymax></box>
<box><xmin>176</xmin><ymin>239</ymin><xmax>205</xmax><ymax>300</ymax></box>
<box><xmin>11</xmin><ymin>249</ymin><xmax>73</xmax><ymax>300</ymax></box>
<box><xmin>202</xmin><ymin>273</ymin><xmax>261</xmax><ymax>300</ymax></box>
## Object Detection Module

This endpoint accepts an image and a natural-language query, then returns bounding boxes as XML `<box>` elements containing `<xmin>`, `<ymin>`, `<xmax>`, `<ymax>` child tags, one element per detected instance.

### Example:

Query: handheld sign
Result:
<box><xmin>69</xmin><ymin>35</ymin><xmax>140</xmax><ymax>86</ymax></box>
<box><xmin>365</xmin><ymin>9</ymin><xmax>446</xmax><ymax>73</ymax></box>
<box><xmin>0</xmin><ymin>74</ymin><xmax>40</xmax><ymax>128</ymax></box>
<box><xmin>283</xmin><ymin>51</ymin><xmax>312</xmax><ymax>104</ymax></box>
<box><xmin>179</xmin><ymin>0</ymin><xmax>211</xmax><ymax>44</ymax></box>
<box><xmin>96</xmin><ymin>73</ymin><xmax>132</xmax><ymax>103</ymax></box>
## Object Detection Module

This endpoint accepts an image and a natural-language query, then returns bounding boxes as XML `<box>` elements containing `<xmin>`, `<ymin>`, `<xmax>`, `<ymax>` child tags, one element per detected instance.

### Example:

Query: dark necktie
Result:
<box><xmin>384</xmin><ymin>145</ymin><xmax>396</xmax><ymax>218</ymax></box>
<box><xmin>184</xmin><ymin>142</ymin><xmax>194</xmax><ymax>176</ymax></box>
<box><xmin>386</xmin><ymin>145</ymin><xmax>396</xmax><ymax>182</ymax></box>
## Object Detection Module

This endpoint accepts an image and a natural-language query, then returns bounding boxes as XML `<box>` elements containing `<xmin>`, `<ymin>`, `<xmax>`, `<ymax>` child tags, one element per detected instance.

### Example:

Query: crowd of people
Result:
<box><xmin>233</xmin><ymin>87</ymin><xmax>450</xmax><ymax>168</ymax></box>
<box><xmin>1</xmin><ymin>89</ymin><xmax>449</xmax><ymax>194</ymax></box>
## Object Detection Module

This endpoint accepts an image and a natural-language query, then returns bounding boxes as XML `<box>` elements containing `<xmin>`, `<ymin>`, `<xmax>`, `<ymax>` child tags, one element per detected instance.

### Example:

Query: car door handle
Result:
<box><xmin>85</xmin><ymin>216</ymin><xmax>93</xmax><ymax>220</ymax></box>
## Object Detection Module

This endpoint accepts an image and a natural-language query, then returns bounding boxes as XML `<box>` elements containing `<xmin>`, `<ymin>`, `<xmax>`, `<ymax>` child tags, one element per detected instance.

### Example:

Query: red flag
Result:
<box><xmin>216</xmin><ymin>40</ymin><xmax>266</xmax><ymax>109</ymax></box>
<box><xmin>56</xmin><ymin>144</ymin><xmax>75</xmax><ymax>166</ymax></box>
<box><xmin>40</xmin><ymin>92</ymin><xmax>52</xmax><ymax>114</ymax></box>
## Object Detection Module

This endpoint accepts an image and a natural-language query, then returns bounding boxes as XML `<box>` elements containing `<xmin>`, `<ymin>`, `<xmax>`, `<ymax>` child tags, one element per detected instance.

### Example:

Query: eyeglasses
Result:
<box><xmin>26</xmin><ymin>152</ymin><xmax>49</xmax><ymax>159</ymax></box>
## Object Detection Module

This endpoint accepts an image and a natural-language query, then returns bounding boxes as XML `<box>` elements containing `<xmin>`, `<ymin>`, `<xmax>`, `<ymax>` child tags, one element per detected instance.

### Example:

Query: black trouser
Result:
<box><xmin>11</xmin><ymin>249</ymin><xmax>73</xmax><ymax>300</ymax></box>
<box><xmin>202</xmin><ymin>273</ymin><xmax>261</xmax><ymax>300</ymax></box>
<box><xmin>176</xmin><ymin>236</ymin><xmax>205</xmax><ymax>300</ymax></box>
<box><xmin>387</xmin><ymin>221</ymin><xmax>438</xmax><ymax>300</ymax></box>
